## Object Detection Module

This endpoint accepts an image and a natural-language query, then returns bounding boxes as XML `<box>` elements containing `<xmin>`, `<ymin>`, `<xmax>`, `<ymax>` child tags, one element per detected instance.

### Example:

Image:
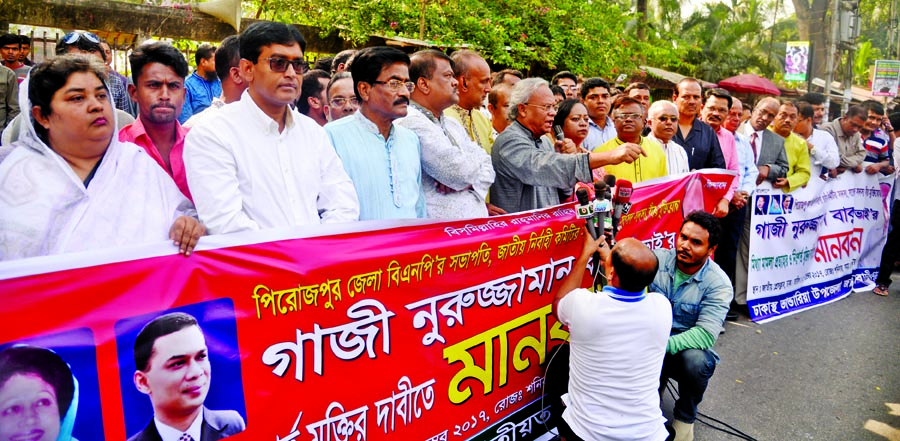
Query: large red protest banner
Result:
<box><xmin>0</xmin><ymin>171</ymin><xmax>733</xmax><ymax>441</ymax></box>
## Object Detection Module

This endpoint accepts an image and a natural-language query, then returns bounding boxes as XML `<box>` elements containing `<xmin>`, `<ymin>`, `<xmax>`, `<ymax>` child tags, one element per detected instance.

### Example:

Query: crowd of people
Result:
<box><xmin>1</xmin><ymin>21</ymin><xmax>899</xmax><ymax>441</ymax></box>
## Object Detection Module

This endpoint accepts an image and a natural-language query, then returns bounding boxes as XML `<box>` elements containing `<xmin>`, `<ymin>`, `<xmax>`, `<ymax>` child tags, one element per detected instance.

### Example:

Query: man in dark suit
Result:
<box><xmin>732</xmin><ymin>97</ymin><xmax>790</xmax><ymax>317</ymax></box>
<box><xmin>129</xmin><ymin>312</ymin><xmax>245</xmax><ymax>441</ymax></box>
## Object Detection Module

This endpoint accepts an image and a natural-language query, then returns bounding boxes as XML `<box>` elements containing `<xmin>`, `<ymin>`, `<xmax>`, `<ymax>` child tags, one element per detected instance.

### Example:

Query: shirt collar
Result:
<box><xmin>154</xmin><ymin>410</ymin><xmax>203</xmax><ymax>441</ymax></box>
<box><xmin>354</xmin><ymin>110</ymin><xmax>395</xmax><ymax>139</ymax></box>
<box><xmin>410</xmin><ymin>100</ymin><xmax>442</xmax><ymax>124</ymax></box>
<box><xmin>124</xmin><ymin>116</ymin><xmax>188</xmax><ymax>149</ymax></box>
<box><xmin>589</xmin><ymin>116</ymin><xmax>614</xmax><ymax>130</ymax></box>
<box><xmin>240</xmin><ymin>89</ymin><xmax>295</xmax><ymax>134</ymax></box>
<box><xmin>603</xmin><ymin>285</ymin><xmax>646</xmax><ymax>302</ymax></box>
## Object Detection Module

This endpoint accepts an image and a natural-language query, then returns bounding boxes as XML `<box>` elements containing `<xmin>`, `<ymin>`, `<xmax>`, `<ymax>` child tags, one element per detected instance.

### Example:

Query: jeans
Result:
<box><xmin>660</xmin><ymin>348</ymin><xmax>717</xmax><ymax>423</ymax></box>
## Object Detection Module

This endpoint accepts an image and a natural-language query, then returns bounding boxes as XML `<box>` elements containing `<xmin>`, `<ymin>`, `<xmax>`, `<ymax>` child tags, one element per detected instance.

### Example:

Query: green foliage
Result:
<box><xmin>245</xmin><ymin>0</ymin><xmax>686</xmax><ymax>77</ymax></box>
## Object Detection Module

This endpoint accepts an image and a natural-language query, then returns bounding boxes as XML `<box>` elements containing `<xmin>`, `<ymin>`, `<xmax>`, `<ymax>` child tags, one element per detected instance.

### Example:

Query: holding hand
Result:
<box><xmin>169</xmin><ymin>216</ymin><xmax>206</xmax><ymax>256</ymax></box>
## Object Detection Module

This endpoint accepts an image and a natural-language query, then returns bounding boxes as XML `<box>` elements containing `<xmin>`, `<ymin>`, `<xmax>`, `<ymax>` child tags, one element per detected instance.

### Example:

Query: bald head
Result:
<box><xmin>749</xmin><ymin>97</ymin><xmax>780</xmax><ymax>131</ymax></box>
<box><xmin>609</xmin><ymin>238</ymin><xmax>659</xmax><ymax>292</ymax></box>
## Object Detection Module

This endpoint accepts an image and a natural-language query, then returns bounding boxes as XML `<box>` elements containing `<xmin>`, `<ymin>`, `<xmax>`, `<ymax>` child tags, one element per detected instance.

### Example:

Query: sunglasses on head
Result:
<box><xmin>62</xmin><ymin>31</ymin><xmax>101</xmax><ymax>45</ymax></box>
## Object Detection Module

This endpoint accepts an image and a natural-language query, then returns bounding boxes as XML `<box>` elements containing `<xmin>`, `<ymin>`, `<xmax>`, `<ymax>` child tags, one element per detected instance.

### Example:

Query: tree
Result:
<box><xmin>245</xmin><ymin>0</ymin><xmax>685</xmax><ymax>77</ymax></box>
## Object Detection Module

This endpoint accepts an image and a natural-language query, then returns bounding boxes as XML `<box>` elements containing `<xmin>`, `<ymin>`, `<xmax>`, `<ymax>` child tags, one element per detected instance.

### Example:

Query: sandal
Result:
<box><xmin>873</xmin><ymin>284</ymin><xmax>889</xmax><ymax>296</ymax></box>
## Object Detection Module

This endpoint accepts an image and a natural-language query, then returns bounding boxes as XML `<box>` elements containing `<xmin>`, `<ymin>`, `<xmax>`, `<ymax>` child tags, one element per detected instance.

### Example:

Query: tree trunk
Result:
<box><xmin>793</xmin><ymin>0</ymin><xmax>831</xmax><ymax>81</ymax></box>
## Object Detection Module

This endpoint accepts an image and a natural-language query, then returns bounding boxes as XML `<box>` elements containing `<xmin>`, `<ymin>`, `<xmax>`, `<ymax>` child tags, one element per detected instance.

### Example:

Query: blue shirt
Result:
<box><xmin>179</xmin><ymin>72</ymin><xmax>222</xmax><ymax>124</ymax></box>
<box><xmin>674</xmin><ymin>118</ymin><xmax>726</xmax><ymax>171</ymax></box>
<box><xmin>649</xmin><ymin>248</ymin><xmax>732</xmax><ymax>361</ymax></box>
<box><xmin>326</xmin><ymin>112</ymin><xmax>426</xmax><ymax>220</ymax></box>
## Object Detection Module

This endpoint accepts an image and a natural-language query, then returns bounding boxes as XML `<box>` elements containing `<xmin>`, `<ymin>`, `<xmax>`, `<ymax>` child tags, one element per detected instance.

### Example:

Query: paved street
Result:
<box><xmin>662</xmin><ymin>274</ymin><xmax>900</xmax><ymax>440</ymax></box>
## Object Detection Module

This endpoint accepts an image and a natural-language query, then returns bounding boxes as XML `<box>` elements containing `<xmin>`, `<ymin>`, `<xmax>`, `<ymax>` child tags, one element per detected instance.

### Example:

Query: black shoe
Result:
<box><xmin>726</xmin><ymin>310</ymin><xmax>739</xmax><ymax>321</ymax></box>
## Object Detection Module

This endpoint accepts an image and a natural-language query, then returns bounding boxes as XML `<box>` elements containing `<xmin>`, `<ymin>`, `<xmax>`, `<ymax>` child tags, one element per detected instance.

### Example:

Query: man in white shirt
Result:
<box><xmin>396</xmin><ymin>50</ymin><xmax>494</xmax><ymax>219</ymax></box>
<box><xmin>646</xmin><ymin>100</ymin><xmax>690</xmax><ymax>175</ymax></box>
<box><xmin>129</xmin><ymin>313</ymin><xmax>245</xmax><ymax>441</ymax></box>
<box><xmin>793</xmin><ymin>100</ymin><xmax>840</xmax><ymax>172</ymax></box>
<box><xmin>552</xmin><ymin>233</ymin><xmax>672</xmax><ymax>441</ymax></box>
<box><xmin>184</xmin><ymin>22</ymin><xmax>359</xmax><ymax>234</ymax></box>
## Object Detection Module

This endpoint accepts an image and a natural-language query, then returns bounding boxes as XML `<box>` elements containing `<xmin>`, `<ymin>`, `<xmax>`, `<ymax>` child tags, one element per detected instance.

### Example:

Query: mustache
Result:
<box><xmin>393</xmin><ymin>97</ymin><xmax>410</xmax><ymax>106</ymax></box>
<box><xmin>150</xmin><ymin>103</ymin><xmax>176</xmax><ymax>110</ymax></box>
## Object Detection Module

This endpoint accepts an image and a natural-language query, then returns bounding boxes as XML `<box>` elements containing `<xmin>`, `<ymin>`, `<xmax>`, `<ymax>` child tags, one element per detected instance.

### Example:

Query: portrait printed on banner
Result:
<box><xmin>755</xmin><ymin>195</ymin><xmax>769</xmax><ymax>216</ymax></box>
<box><xmin>0</xmin><ymin>328</ymin><xmax>105</xmax><ymax>441</ymax></box>
<box><xmin>116</xmin><ymin>299</ymin><xmax>247</xmax><ymax>441</ymax></box>
<box><xmin>768</xmin><ymin>194</ymin><xmax>784</xmax><ymax>215</ymax></box>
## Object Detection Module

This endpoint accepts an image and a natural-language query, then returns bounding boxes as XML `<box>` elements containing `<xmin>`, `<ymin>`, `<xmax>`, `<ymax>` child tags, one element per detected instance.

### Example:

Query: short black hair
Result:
<box><xmin>861</xmin><ymin>99</ymin><xmax>885</xmax><ymax>117</ymax></box>
<box><xmin>332</xmin><ymin>49</ymin><xmax>357</xmax><ymax>73</ymax></box>
<box><xmin>327</xmin><ymin>71</ymin><xmax>353</xmax><ymax>100</ymax></box>
<box><xmin>624</xmin><ymin>82</ymin><xmax>650</xmax><ymax>94</ymax></box>
<box><xmin>349</xmin><ymin>46</ymin><xmax>410</xmax><ymax>101</ymax></box>
<box><xmin>409</xmin><ymin>49</ymin><xmax>453</xmax><ymax>84</ymax></box>
<box><xmin>889</xmin><ymin>112</ymin><xmax>900</xmax><ymax>130</ymax></box>
<box><xmin>314</xmin><ymin>56</ymin><xmax>334</xmax><ymax>72</ymax></box>
<box><xmin>129</xmin><ymin>41</ymin><xmax>189</xmax><ymax>84</ymax></box>
<box><xmin>194</xmin><ymin>42</ymin><xmax>217</xmax><ymax>66</ymax></box>
<box><xmin>297</xmin><ymin>69</ymin><xmax>331</xmax><ymax>114</ymax></box>
<box><xmin>611</xmin><ymin>244</ymin><xmax>659</xmax><ymax>292</ymax></box>
<box><xmin>674</xmin><ymin>78</ymin><xmax>702</xmax><ymax>97</ymax></box>
<box><xmin>703</xmin><ymin>87</ymin><xmax>733</xmax><ymax>110</ymax></box>
<box><xmin>55</xmin><ymin>32</ymin><xmax>106</xmax><ymax>62</ymax></box>
<box><xmin>553</xmin><ymin>98</ymin><xmax>585</xmax><ymax>129</ymax></box>
<box><xmin>551</xmin><ymin>70</ymin><xmax>577</xmax><ymax>85</ymax></box>
<box><xmin>549</xmin><ymin>84</ymin><xmax>565</xmax><ymax>98</ymax></box>
<box><xmin>799</xmin><ymin>92</ymin><xmax>825</xmax><ymax>106</ymax></box>
<box><xmin>0</xmin><ymin>346</ymin><xmax>75</xmax><ymax>419</ymax></box>
<box><xmin>492</xmin><ymin>68</ymin><xmax>522</xmax><ymax>85</ymax></box>
<box><xmin>682</xmin><ymin>210</ymin><xmax>722</xmax><ymax>248</ymax></box>
<box><xmin>844</xmin><ymin>105</ymin><xmax>867</xmax><ymax>120</ymax></box>
<box><xmin>29</xmin><ymin>54</ymin><xmax>108</xmax><ymax>142</ymax></box>
<box><xmin>133</xmin><ymin>312</ymin><xmax>200</xmax><ymax>372</ymax></box>
<box><xmin>215</xmin><ymin>35</ymin><xmax>241</xmax><ymax>80</ymax></box>
<box><xmin>240</xmin><ymin>21</ymin><xmax>307</xmax><ymax>65</ymax></box>
<box><xmin>0</xmin><ymin>33</ymin><xmax>19</xmax><ymax>48</ymax></box>
<box><xmin>18</xmin><ymin>35</ymin><xmax>31</xmax><ymax>45</ymax></box>
<box><xmin>796</xmin><ymin>101</ymin><xmax>814</xmax><ymax>120</ymax></box>
<box><xmin>611</xmin><ymin>94</ymin><xmax>643</xmax><ymax>112</ymax></box>
<box><xmin>580</xmin><ymin>77</ymin><xmax>610</xmax><ymax>100</ymax></box>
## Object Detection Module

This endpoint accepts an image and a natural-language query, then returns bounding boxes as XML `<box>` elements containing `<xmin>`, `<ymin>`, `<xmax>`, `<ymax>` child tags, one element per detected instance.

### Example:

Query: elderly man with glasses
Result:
<box><xmin>184</xmin><ymin>21</ymin><xmax>359</xmax><ymax>234</ymax></box>
<box><xmin>490</xmin><ymin>78</ymin><xmax>645</xmax><ymax>214</ymax></box>
<box><xmin>325</xmin><ymin>46</ymin><xmax>427</xmax><ymax>220</ymax></box>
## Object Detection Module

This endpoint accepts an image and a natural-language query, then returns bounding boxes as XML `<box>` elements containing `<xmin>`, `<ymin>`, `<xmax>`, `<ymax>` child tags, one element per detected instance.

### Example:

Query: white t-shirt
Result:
<box><xmin>557</xmin><ymin>286</ymin><xmax>673</xmax><ymax>441</ymax></box>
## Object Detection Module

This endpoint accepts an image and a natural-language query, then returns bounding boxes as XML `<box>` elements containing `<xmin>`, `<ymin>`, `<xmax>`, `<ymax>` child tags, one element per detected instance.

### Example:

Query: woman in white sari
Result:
<box><xmin>0</xmin><ymin>55</ymin><xmax>204</xmax><ymax>261</ymax></box>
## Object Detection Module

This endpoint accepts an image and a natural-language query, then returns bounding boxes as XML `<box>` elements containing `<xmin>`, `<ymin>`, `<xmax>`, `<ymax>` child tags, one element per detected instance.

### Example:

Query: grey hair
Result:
<box><xmin>648</xmin><ymin>100</ymin><xmax>677</xmax><ymax>120</ymax></box>
<box><xmin>508</xmin><ymin>77</ymin><xmax>548</xmax><ymax>121</ymax></box>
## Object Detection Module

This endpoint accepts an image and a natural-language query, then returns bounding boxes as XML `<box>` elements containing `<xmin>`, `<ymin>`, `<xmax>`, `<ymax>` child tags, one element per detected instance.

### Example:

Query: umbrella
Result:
<box><xmin>718</xmin><ymin>73</ymin><xmax>781</xmax><ymax>96</ymax></box>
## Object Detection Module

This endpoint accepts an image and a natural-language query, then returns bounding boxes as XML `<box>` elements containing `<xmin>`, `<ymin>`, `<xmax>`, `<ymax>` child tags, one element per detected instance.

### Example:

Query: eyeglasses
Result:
<box><xmin>330</xmin><ymin>97</ymin><xmax>359</xmax><ymax>108</ymax></box>
<box><xmin>262</xmin><ymin>57</ymin><xmax>309</xmax><ymax>74</ymax></box>
<box><xmin>372</xmin><ymin>79</ymin><xmax>415</xmax><ymax>92</ymax></box>
<box><xmin>656</xmin><ymin>116</ymin><xmax>678</xmax><ymax>123</ymax></box>
<box><xmin>62</xmin><ymin>31</ymin><xmax>101</xmax><ymax>45</ymax></box>
<box><xmin>524</xmin><ymin>103</ymin><xmax>556</xmax><ymax>112</ymax></box>
<box><xmin>614</xmin><ymin>113</ymin><xmax>642</xmax><ymax>121</ymax></box>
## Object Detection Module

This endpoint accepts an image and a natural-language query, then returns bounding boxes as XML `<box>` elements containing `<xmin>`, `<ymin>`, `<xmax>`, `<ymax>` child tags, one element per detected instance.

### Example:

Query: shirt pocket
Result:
<box><xmin>677</xmin><ymin>303</ymin><xmax>701</xmax><ymax>324</ymax></box>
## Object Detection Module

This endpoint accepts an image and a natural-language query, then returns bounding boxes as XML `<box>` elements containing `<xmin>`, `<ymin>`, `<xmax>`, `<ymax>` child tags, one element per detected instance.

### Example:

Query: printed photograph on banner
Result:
<box><xmin>755</xmin><ymin>195</ymin><xmax>768</xmax><ymax>216</ymax></box>
<box><xmin>0</xmin><ymin>328</ymin><xmax>105</xmax><ymax>441</ymax></box>
<box><xmin>746</xmin><ymin>174</ymin><xmax>890</xmax><ymax>322</ymax></box>
<box><xmin>114</xmin><ymin>299</ymin><xmax>247</xmax><ymax>440</ymax></box>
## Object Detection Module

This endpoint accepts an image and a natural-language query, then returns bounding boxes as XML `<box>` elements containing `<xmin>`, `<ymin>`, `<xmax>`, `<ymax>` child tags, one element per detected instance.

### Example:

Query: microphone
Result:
<box><xmin>575</xmin><ymin>187</ymin><xmax>599</xmax><ymax>241</ymax></box>
<box><xmin>611</xmin><ymin>179</ymin><xmax>633</xmax><ymax>239</ymax></box>
<box><xmin>593</xmin><ymin>181</ymin><xmax>611</xmax><ymax>239</ymax></box>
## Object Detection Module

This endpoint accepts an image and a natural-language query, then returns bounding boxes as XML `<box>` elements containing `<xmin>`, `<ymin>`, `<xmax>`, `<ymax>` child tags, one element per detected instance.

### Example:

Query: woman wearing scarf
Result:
<box><xmin>0</xmin><ymin>54</ymin><xmax>203</xmax><ymax>260</ymax></box>
<box><xmin>0</xmin><ymin>345</ymin><xmax>80</xmax><ymax>441</ymax></box>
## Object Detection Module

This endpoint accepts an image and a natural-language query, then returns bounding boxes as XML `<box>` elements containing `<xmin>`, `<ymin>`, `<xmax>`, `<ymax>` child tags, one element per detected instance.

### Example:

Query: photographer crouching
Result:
<box><xmin>551</xmin><ymin>230</ymin><xmax>673</xmax><ymax>440</ymax></box>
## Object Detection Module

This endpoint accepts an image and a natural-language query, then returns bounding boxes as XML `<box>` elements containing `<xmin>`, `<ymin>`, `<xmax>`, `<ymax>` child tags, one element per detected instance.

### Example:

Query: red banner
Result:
<box><xmin>0</xmin><ymin>171</ymin><xmax>734</xmax><ymax>441</ymax></box>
